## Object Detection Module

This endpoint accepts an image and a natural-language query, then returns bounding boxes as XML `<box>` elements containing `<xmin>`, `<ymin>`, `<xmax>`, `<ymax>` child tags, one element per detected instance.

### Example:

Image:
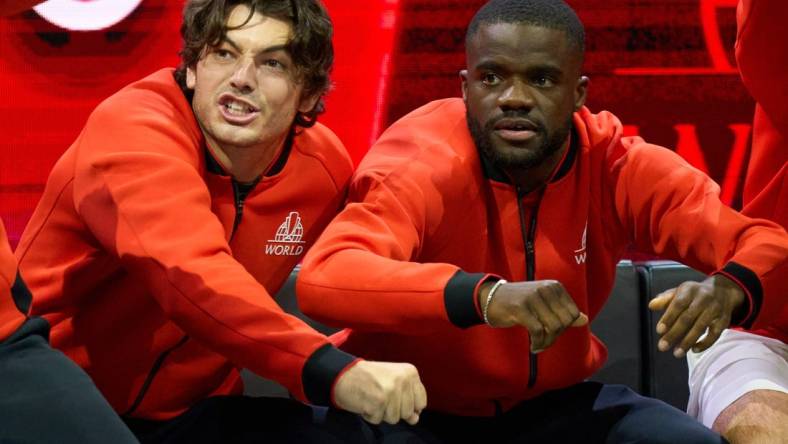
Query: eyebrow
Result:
<box><xmin>474</xmin><ymin>60</ymin><xmax>505</xmax><ymax>72</ymax></box>
<box><xmin>475</xmin><ymin>60</ymin><xmax>564</xmax><ymax>77</ymax></box>
<box><xmin>219</xmin><ymin>36</ymin><xmax>290</xmax><ymax>56</ymax></box>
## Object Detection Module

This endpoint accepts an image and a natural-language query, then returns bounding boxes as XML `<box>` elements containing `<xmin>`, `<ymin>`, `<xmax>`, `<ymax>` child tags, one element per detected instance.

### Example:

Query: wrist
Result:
<box><xmin>477</xmin><ymin>281</ymin><xmax>494</xmax><ymax>312</ymax></box>
<box><xmin>711</xmin><ymin>274</ymin><xmax>746</xmax><ymax>318</ymax></box>
<box><xmin>330</xmin><ymin>358</ymin><xmax>363</xmax><ymax>409</ymax></box>
<box><xmin>481</xmin><ymin>279</ymin><xmax>507</xmax><ymax>326</ymax></box>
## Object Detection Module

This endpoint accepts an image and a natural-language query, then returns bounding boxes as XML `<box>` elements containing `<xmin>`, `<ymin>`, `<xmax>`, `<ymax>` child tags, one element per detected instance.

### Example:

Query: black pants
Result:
<box><xmin>124</xmin><ymin>382</ymin><xmax>724</xmax><ymax>444</ymax></box>
<box><xmin>0</xmin><ymin>317</ymin><xmax>139</xmax><ymax>443</ymax></box>
<box><xmin>125</xmin><ymin>396</ymin><xmax>385</xmax><ymax>444</ymax></box>
<box><xmin>381</xmin><ymin>382</ymin><xmax>727</xmax><ymax>444</ymax></box>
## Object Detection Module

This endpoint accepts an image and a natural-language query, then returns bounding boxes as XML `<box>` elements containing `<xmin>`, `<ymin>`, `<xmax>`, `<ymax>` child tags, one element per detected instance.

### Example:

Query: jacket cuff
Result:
<box><xmin>444</xmin><ymin>270</ymin><xmax>494</xmax><ymax>328</ymax></box>
<box><xmin>713</xmin><ymin>261</ymin><xmax>763</xmax><ymax>329</ymax></box>
<box><xmin>302</xmin><ymin>343</ymin><xmax>358</xmax><ymax>406</ymax></box>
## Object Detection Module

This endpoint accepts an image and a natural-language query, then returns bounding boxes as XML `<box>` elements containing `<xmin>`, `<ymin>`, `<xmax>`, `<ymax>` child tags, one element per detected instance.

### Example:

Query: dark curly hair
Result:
<box><xmin>467</xmin><ymin>0</ymin><xmax>585</xmax><ymax>59</ymax></box>
<box><xmin>174</xmin><ymin>0</ymin><xmax>334</xmax><ymax>128</ymax></box>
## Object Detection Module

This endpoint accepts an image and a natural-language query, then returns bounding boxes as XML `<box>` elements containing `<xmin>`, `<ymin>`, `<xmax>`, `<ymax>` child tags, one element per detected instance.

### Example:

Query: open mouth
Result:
<box><xmin>218</xmin><ymin>94</ymin><xmax>260</xmax><ymax>124</ymax></box>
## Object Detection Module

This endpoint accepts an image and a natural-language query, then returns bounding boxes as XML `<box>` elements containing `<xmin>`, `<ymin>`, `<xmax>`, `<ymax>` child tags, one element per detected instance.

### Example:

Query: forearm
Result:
<box><xmin>298</xmin><ymin>248</ymin><xmax>489</xmax><ymax>334</ymax></box>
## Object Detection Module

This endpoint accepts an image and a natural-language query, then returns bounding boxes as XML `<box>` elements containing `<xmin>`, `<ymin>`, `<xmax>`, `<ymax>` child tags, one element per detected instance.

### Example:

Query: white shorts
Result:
<box><xmin>686</xmin><ymin>329</ymin><xmax>788</xmax><ymax>428</ymax></box>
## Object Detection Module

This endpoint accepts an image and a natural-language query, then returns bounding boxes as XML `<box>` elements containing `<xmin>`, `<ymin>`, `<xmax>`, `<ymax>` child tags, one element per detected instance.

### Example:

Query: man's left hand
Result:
<box><xmin>648</xmin><ymin>275</ymin><xmax>745</xmax><ymax>358</ymax></box>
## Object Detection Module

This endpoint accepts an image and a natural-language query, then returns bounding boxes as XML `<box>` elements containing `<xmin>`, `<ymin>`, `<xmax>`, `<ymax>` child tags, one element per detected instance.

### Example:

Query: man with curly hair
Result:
<box><xmin>16</xmin><ymin>1</ymin><xmax>427</xmax><ymax>442</ymax></box>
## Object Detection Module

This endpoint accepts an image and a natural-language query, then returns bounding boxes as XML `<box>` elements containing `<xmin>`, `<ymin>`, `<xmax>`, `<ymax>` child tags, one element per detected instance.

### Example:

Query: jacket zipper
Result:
<box><xmin>516</xmin><ymin>186</ymin><xmax>539</xmax><ymax>388</ymax></box>
<box><xmin>230</xmin><ymin>179</ymin><xmax>245</xmax><ymax>241</ymax></box>
<box><xmin>124</xmin><ymin>180</ymin><xmax>250</xmax><ymax>417</ymax></box>
<box><xmin>122</xmin><ymin>334</ymin><xmax>189</xmax><ymax>417</ymax></box>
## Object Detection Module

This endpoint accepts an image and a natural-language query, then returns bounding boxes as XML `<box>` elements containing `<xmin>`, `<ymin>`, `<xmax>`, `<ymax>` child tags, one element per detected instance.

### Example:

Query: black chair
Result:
<box><xmin>636</xmin><ymin>260</ymin><xmax>706</xmax><ymax>410</ymax></box>
<box><xmin>589</xmin><ymin>260</ymin><xmax>644</xmax><ymax>394</ymax></box>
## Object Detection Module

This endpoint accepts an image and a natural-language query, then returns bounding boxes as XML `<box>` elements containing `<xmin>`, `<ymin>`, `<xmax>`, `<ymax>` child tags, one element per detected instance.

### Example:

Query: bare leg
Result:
<box><xmin>712</xmin><ymin>390</ymin><xmax>788</xmax><ymax>444</ymax></box>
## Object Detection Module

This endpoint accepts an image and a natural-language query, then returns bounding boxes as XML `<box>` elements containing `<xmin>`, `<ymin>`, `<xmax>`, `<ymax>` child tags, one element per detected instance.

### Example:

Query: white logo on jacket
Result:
<box><xmin>574</xmin><ymin>220</ymin><xmax>587</xmax><ymax>264</ymax></box>
<box><xmin>266</xmin><ymin>212</ymin><xmax>305</xmax><ymax>256</ymax></box>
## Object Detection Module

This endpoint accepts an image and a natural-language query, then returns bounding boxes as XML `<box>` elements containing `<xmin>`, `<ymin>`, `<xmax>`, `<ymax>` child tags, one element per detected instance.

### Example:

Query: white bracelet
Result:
<box><xmin>483</xmin><ymin>279</ymin><xmax>507</xmax><ymax>326</ymax></box>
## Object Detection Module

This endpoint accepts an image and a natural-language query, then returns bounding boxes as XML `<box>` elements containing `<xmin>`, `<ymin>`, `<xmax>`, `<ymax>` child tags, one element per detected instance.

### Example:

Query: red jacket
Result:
<box><xmin>735</xmin><ymin>0</ymin><xmax>787</xmax><ymax>342</ymax></box>
<box><xmin>16</xmin><ymin>69</ymin><xmax>358</xmax><ymax>420</ymax></box>
<box><xmin>737</xmin><ymin>0</ymin><xmax>787</xmax><ymax>221</ymax></box>
<box><xmin>0</xmin><ymin>219</ymin><xmax>26</xmax><ymax>340</ymax></box>
<box><xmin>298</xmin><ymin>98</ymin><xmax>788</xmax><ymax>416</ymax></box>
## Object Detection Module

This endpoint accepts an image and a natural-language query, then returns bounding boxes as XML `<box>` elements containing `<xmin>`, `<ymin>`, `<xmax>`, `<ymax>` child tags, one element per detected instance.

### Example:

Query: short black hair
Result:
<box><xmin>466</xmin><ymin>0</ymin><xmax>585</xmax><ymax>55</ymax></box>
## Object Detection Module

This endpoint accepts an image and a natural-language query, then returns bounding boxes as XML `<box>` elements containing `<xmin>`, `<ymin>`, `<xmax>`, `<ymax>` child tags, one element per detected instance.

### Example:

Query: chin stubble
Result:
<box><xmin>467</xmin><ymin>111</ymin><xmax>572</xmax><ymax>170</ymax></box>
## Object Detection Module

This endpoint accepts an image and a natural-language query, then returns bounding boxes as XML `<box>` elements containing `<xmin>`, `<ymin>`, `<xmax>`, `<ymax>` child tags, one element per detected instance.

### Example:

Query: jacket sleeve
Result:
<box><xmin>298</xmin><ymin>162</ymin><xmax>490</xmax><ymax>335</ymax></box>
<box><xmin>71</xmin><ymin>103</ymin><xmax>356</xmax><ymax>407</ymax></box>
<box><xmin>611</xmin><ymin>140</ymin><xmax>788</xmax><ymax>330</ymax></box>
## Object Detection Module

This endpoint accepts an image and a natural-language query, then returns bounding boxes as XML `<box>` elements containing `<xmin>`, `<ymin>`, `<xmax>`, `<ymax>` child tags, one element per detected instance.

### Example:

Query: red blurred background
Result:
<box><xmin>0</xmin><ymin>0</ymin><xmax>752</xmax><ymax>246</ymax></box>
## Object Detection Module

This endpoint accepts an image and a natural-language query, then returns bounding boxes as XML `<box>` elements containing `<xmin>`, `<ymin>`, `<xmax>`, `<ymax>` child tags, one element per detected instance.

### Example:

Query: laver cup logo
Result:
<box><xmin>266</xmin><ymin>212</ymin><xmax>306</xmax><ymax>256</ymax></box>
<box><xmin>34</xmin><ymin>0</ymin><xmax>143</xmax><ymax>31</ymax></box>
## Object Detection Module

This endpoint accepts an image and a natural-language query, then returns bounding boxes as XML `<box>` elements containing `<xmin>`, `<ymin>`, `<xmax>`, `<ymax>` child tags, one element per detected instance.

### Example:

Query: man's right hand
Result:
<box><xmin>480</xmin><ymin>280</ymin><xmax>589</xmax><ymax>353</ymax></box>
<box><xmin>333</xmin><ymin>360</ymin><xmax>427</xmax><ymax>425</ymax></box>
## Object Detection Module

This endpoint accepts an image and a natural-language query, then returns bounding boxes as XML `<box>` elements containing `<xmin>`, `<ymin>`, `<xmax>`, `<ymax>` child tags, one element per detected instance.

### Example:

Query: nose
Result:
<box><xmin>229</xmin><ymin>57</ymin><xmax>257</xmax><ymax>93</ymax></box>
<box><xmin>497</xmin><ymin>78</ymin><xmax>534</xmax><ymax>111</ymax></box>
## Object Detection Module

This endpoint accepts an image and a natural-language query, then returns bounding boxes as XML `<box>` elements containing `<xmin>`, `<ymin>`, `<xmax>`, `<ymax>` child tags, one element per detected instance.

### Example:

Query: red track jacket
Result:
<box><xmin>16</xmin><ymin>69</ymin><xmax>358</xmax><ymax>420</ymax></box>
<box><xmin>0</xmin><ymin>220</ymin><xmax>26</xmax><ymax>341</ymax></box>
<box><xmin>738</xmin><ymin>0</ymin><xmax>787</xmax><ymax>224</ymax></box>
<box><xmin>734</xmin><ymin>0</ymin><xmax>787</xmax><ymax>343</ymax></box>
<box><xmin>298</xmin><ymin>98</ymin><xmax>788</xmax><ymax>416</ymax></box>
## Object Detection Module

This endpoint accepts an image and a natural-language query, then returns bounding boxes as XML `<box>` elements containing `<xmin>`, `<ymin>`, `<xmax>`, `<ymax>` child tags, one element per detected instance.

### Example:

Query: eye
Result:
<box><xmin>481</xmin><ymin>72</ymin><xmax>501</xmax><ymax>86</ymax></box>
<box><xmin>263</xmin><ymin>59</ymin><xmax>287</xmax><ymax>71</ymax></box>
<box><xmin>533</xmin><ymin>75</ymin><xmax>555</xmax><ymax>88</ymax></box>
<box><xmin>212</xmin><ymin>48</ymin><xmax>235</xmax><ymax>61</ymax></box>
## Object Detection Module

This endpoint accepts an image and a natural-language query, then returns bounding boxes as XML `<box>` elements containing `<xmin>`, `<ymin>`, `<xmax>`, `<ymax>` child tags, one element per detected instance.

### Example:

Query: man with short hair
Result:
<box><xmin>297</xmin><ymin>0</ymin><xmax>788</xmax><ymax>442</ymax></box>
<box><xmin>16</xmin><ymin>0</ymin><xmax>426</xmax><ymax>442</ymax></box>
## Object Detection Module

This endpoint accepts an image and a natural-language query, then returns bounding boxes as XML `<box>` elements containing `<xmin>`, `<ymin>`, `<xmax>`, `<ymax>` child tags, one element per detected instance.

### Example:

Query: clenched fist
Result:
<box><xmin>333</xmin><ymin>361</ymin><xmax>427</xmax><ymax>425</ymax></box>
<box><xmin>480</xmin><ymin>279</ymin><xmax>588</xmax><ymax>353</ymax></box>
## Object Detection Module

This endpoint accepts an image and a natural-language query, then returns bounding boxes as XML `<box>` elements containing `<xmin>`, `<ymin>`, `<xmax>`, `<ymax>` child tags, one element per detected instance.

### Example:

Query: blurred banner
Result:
<box><xmin>0</xmin><ymin>0</ymin><xmax>752</xmax><ymax>245</ymax></box>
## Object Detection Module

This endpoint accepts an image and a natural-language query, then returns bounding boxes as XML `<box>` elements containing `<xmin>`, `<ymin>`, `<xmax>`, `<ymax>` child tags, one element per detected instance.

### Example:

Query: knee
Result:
<box><xmin>712</xmin><ymin>390</ymin><xmax>788</xmax><ymax>444</ymax></box>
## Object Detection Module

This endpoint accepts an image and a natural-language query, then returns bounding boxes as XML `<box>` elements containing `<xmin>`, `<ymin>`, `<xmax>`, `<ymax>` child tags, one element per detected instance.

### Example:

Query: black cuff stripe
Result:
<box><xmin>11</xmin><ymin>272</ymin><xmax>32</xmax><ymax>315</ymax></box>
<box><xmin>721</xmin><ymin>261</ymin><xmax>763</xmax><ymax>328</ymax></box>
<box><xmin>302</xmin><ymin>344</ymin><xmax>357</xmax><ymax>406</ymax></box>
<box><xmin>444</xmin><ymin>270</ymin><xmax>486</xmax><ymax>328</ymax></box>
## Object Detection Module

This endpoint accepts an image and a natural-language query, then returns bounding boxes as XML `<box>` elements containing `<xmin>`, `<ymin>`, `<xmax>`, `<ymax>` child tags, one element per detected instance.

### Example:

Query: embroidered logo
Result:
<box><xmin>574</xmin><ymin>220</ymin><xmax>587</xmax><ymax>265</ymax></box>
<box><xmin>266</xmin><ymin>212</ymin><xmax>306</xmax><ymax>256</ymax></box>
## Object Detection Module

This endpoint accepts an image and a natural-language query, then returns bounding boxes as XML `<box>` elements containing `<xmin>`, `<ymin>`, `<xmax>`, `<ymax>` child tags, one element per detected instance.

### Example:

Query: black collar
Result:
<box><xmin>204</xmin><ymin>131</ymin><xmax>295</xmax><ymax>178</ymax></box>
<box><xmin>479</xmin><ymin>126</ymin><xmax>579</xmax><ymax>186</ymax></box>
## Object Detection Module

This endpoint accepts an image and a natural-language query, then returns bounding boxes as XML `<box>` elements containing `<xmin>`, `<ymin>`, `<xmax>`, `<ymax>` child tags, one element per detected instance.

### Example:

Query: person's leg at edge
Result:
<box><xmin>597</xmin><ymin>384</ymin><xmax>726</xmax><ymax>444</ymax></box>
<box><xmin>0</xmin><ymin>317</ymin><xmax>139</xmax><ymax>444</ymax></box>
<box><xmin>713</xmin><ymin>390</ymin><xmax>788</xmax><ymax>444</ymax></box>
<box><xmin>687</xmin><ymin>329</ymin><xmax>788</xmax><ymax>444</ymax></box>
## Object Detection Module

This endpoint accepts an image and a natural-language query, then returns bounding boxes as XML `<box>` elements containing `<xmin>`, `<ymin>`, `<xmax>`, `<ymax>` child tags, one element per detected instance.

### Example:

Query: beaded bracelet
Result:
<box><xmin>482</xmin><ymin>279</ymin><xmax>508</xmax><ymax>326</ymax></box>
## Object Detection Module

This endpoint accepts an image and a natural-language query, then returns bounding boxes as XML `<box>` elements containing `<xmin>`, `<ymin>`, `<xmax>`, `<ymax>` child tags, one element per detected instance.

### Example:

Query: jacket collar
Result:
<box><xmin>204</xmin><ymin>131</ymin><xmax>295</xmax><ymax>178</ymax></box>
<box><xmin>479</xmin><ymin>126</ymin><xmax>579</xmax><ymax>186</ymax></box>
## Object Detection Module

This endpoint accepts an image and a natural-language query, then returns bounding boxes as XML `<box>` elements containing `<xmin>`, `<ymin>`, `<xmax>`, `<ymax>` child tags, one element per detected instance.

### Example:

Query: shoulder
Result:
<box><xmin>79</xmin><ymin>69</ymin><xmax>203</xmax><ymax>163</ymax></box>
<box><xmin>573</xmin><ymin>107</ymin><xmax>670</xmax><ymax>169</ymax></box>
<box><xmin>575</xmin><ymin>108</ymin><xmax>714</xmax><ymax>194</ymax></box>
<box><xmin>292</xmin><ymin>122</ymin><xmax>354</xmax><ymax>191</ymax></box>
<box><xmin>357</xmin><ymin>98</ymin><xmax>475</xmax><ymax>180</ymax></box>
